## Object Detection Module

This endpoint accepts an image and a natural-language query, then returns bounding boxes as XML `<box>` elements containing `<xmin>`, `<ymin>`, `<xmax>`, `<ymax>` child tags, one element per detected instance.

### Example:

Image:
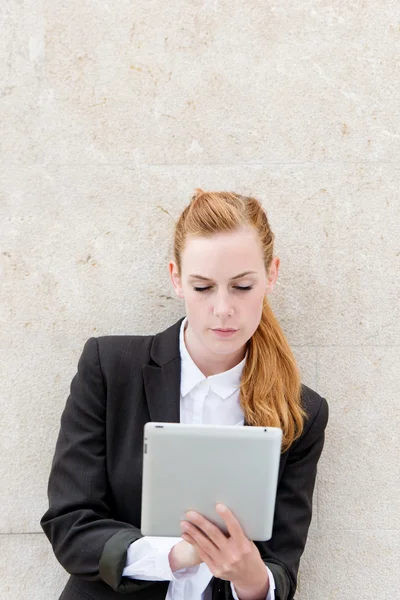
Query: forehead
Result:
<box><xmin>181</xmin><ymin>228</ymin><xmax>265</xmax><ymax>276</ymax></box>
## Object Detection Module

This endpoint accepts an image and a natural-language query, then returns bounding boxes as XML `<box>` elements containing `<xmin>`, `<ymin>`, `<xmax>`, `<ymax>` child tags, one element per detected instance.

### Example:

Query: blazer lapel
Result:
<box><xmin>142</xmin><ymin>317</ymin><xmax>185</xmax><ymax>424</ymax></box>
<box><xmin>142</xmin><ymin>360</ymin><xmax>181</xmax><ymax>423</ymax></box>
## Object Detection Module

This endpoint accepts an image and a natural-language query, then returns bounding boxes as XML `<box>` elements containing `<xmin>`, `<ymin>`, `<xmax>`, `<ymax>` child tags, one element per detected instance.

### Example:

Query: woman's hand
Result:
<box><xmin>180</xmin><ymin>504</ymin><xmax>269</xmax><ymax>600</ymax></box>
<box><xmin>168</xmin><ymin>539</ymin><xmax>203</xmax><ymax>572</ymax></box>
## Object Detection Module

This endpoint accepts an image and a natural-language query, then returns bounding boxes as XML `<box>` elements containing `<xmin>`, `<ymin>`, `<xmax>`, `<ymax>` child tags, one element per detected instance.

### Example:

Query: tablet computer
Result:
<box><xmin>140</xmin><ymin>422</ymin><xmax>282</xmax><ymax>541</ymax></box>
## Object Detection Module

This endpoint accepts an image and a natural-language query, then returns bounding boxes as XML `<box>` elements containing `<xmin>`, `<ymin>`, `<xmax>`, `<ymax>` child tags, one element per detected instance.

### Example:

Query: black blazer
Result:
<box><xmin>41</xmin><ymin>317</ymin><xmax>329</xmax><ymax>600</ymax></box>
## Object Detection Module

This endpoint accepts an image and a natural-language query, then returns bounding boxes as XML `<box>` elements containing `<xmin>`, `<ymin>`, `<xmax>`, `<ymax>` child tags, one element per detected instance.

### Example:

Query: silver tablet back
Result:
<box><xmin>141</xmin><ymin>423</ymin><xmax>282</xmax><ymax>541</ymax></box>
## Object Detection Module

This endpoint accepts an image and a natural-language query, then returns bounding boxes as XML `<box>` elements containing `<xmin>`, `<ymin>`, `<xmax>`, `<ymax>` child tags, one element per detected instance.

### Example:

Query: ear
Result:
<box><xmin>168</xmin><ymin>261</ymin><xmax>184</xmax><ymax>298</ymax></box>
<box><xmin>266</xmin><ymin>256</ymin><xmax>280</xmax><ymax>294</ymax></box>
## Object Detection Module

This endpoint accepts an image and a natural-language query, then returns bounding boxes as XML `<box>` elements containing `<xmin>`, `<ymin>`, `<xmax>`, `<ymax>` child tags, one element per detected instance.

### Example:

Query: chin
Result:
<box><xmin>209</xmin><ymin>338</ymin><xmax>243</xmax><ymax>353</ymax></box>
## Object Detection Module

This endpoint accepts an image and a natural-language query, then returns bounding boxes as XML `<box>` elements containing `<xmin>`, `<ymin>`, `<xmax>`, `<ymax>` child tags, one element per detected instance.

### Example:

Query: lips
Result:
<box><xmin>212</xmin><ymin>328</ymin><xmax>237</xmax><ymax>332</ymax></box>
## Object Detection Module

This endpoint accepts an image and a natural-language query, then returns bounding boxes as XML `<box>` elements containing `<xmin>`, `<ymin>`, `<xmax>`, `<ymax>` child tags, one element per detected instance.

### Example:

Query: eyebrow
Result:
<box><xmin>188</xmin><ymin>271</ymin><xmax>257</xmax><ymax>281</ymax></box>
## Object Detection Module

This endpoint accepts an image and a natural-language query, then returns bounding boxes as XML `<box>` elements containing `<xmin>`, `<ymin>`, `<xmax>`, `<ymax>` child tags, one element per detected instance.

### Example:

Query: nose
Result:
<box><xmin>213</xmin><ymin>290</ymin><xmax>234</xmax><ymax>317</ymax></box>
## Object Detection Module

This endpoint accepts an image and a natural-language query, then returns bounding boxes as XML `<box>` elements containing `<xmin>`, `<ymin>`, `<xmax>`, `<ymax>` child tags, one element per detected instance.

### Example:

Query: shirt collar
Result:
<box><xmin>179</xmin><ymin>317</ymin><xmax>247</xmax><ymax>400</ymax></box>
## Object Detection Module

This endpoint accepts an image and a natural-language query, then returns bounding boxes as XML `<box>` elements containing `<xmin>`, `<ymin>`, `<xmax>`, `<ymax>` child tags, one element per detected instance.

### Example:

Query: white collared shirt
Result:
<box><xmin>123</xmin><ymin>317</ymin><xmax>275</xmax><ymax>600</ymax></box>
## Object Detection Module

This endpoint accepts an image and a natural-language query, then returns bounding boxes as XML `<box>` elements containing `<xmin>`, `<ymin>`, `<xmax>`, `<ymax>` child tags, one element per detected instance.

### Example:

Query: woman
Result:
<box><xmin>41</xmin><ymin>189</ymin><xmax>329</xmax><ymax>600</ymax></box>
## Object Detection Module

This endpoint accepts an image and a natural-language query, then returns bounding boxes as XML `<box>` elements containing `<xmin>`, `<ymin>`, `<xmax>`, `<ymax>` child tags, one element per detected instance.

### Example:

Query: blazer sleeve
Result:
<box><xmin>253</xmin><ymin>394</ymin><xmax>329</xmax><ymax>600</ymax></box>
<box><xmin>40</xmin><ymin>337</ymin><xmax>153</xmax><ymax>594</ymax></box>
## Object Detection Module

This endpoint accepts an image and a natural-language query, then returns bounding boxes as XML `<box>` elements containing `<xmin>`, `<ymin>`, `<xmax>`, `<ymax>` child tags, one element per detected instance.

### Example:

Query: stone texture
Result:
<box><xmin>292</xmin><ymin>346</ymin><xmax>317</xmax><ymax>391</ymax></box>
<box><xmin>0</xmin><ymin>533</ymin><xmax>68</xmax><ymax>599</ymax></box>
<box><xmin>1</xmin><ymin>162</ymin><xmax>398</xmax><ymax>343</ymax></box>
<box><xmin>317</xmin><ymin>346</ymin><xmax>400</xmax><ymax>532</ymax></box>
<box><xmin>39</xmin><ymin>1</ymin><xmax>400</xmax><ymax>165</ymax></box>
<box><xmin>297</xmin><ymin>529</ymin><xmax>399</xmax><ymax>600</ymax></box>
<box><xmin>0</xmin><ymin>1</ymin><xmax>45</xmax><ymax>164</ymax></box>
<box><xmin>2</xmin><ymin>2</ymin><xmax>400</xmax><ymax>166</ymax></box>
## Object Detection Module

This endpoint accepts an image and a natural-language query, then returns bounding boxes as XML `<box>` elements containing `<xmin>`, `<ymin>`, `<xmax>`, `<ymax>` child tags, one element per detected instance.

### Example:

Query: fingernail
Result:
<box><xmin>216</xmin><ymin>503</ymin><xmax>226</xmax><ymax>512</ymax></box>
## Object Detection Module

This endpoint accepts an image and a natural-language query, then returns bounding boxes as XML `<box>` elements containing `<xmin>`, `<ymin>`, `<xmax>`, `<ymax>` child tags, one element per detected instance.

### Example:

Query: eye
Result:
<box><xmin>193</xmin><ymin>285</ymin><xmax>253</xmax><ymax>292</ymax></box>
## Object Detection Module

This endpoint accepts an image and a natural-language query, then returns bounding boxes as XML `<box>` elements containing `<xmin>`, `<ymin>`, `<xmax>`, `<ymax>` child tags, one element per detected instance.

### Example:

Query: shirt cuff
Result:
<box><xmin>122</xmin><ymin>536</ymin><xmax>201</xmax><ymax>581</ymax></box>
<box><xmin>230</xmin><ymin>565</ymin><xmax>275</xmax><ymax>600</ymax></box>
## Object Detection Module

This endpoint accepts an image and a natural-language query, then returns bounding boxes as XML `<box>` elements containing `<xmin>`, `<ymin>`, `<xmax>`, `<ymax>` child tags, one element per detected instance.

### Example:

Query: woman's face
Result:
<box><xmin>169</xmin><ymin>227</ymin><xmax>280</xmax><ymax>364</ymax></box>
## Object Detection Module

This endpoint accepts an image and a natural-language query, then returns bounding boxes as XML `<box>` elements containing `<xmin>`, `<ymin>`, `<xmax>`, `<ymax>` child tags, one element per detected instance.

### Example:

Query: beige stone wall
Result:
<box><xmin>1</xmin><ymin>1</ymin><xmax>399</xmax><ymax>598</ymax></box>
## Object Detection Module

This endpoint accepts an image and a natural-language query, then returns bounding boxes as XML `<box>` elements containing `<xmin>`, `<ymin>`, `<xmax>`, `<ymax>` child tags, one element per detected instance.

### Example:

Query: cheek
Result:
<box><xmin>183</xmin><ymin>292</ymin><xmax>207</xmax><ymax>320</ymax></box>
<box><xmin>184</xmin><ymin>291</ymin><xmax>201</xmax><ymax>307</ymax></box>
<box><xmin>185</xmin><ymin>291</ymin><xmax>210</xmax><ymax>309</ymax></box>
<box><xmin>245</xmin><ymin>294</ymin><xmax>265</xmax><ymax>325</ymax></box>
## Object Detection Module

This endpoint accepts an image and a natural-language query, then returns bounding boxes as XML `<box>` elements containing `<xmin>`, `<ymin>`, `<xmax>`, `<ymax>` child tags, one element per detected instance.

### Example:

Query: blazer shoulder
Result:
<box><xmin>91</xmin><ymin>333</ymin><xmax>155</xmax><ymax>371</ymax></box>
<box><xmin>95</xmin><ymin>333</ymin><xmax>154</xmax><ymax>350</ymax></box>
<box><xmin>295</xmin><ymin>384</ymin><xmax>329</xmax><ymax>449</ymax></box>
<box><xmin>76</xmin><ymin>318</ymin><xmax>183</xmax><ymax>384</ymax></box>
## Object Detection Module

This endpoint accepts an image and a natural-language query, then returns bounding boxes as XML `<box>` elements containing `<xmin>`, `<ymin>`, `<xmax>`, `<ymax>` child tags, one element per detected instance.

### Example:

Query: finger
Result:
<box><xmin>216</xmin><ymin>504</ymin><xmax>245</xmax><ymax>539</ymax></box>
<box><xmin>185</xmin><ymin>511</ymin><xmax>228</xmax><ymax>548</ymax></box>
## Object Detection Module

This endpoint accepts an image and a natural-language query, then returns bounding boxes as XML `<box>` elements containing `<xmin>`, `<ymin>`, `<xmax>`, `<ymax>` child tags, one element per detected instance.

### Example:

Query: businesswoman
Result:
<box><xmin>41</xmin><ymin>189</ymin><xmax>329</xmax><ymax>600</ymax></box>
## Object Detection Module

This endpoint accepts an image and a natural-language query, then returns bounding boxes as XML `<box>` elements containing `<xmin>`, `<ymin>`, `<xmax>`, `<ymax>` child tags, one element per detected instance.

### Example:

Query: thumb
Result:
<box><xmin>180</xmin><ymin>539</ymin><xmax>202</xmax><ymax>567</ymax></box>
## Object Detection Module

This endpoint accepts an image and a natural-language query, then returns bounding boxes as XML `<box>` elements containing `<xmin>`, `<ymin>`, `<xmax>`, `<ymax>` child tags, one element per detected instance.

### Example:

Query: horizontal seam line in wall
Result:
<box><xmin>2</xmin><ymin>528</ymin><xmax>400</xmax><ymax>535</ymax></box>
<box><xmin>313</xmin><ymin>528</ymin><xmax>400</xmax><ymax>532</ymax></box>
<box><xmin>291</xmin><ymin>345</ymin><xmax>400</xmax><ymax>348</ymax></box>
<box><xmin>0</xmin><ymin>532</ymin><xmax>45</xmax><ymax>536</ymax></box>
<box><xmin>1</xmin><ymin>161</ymin><xmax>399</xmax><ymax>167</ymax></box>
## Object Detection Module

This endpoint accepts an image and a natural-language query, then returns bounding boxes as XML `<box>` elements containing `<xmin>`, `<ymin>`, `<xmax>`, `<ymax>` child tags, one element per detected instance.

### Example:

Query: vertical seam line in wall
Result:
<box><xmin>316</xmin><ymin>345</ymin><xmax>320</xmax><ymax>529</ymax></box>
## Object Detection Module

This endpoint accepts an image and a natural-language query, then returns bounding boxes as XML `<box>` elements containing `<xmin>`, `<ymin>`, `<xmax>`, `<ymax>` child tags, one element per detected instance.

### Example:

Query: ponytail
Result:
<box><xmin>241</xmin><ymin>297</ymin><xmax>306</xmax><ymax>452</ymax></box>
